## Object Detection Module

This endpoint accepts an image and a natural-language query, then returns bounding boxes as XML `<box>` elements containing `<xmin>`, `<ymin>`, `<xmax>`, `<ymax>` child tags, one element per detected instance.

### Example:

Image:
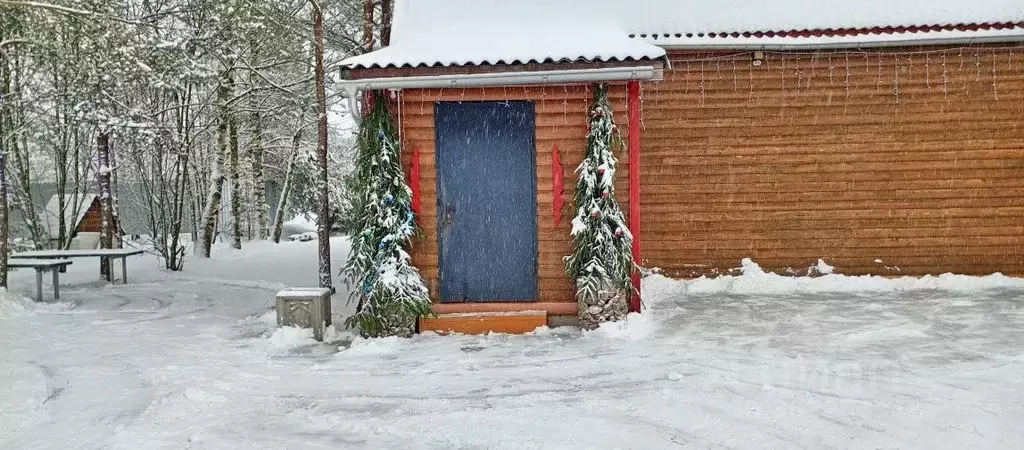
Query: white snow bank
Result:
<box><xmin>267</xmin><ymin>325</ymin><xmax>347</xmax><ymax>349</ymax></box>
<box><xmin>812</xmin><ymin>258</ymin><xmax>835</xmax><ymax>275</ymax></box>
<box><xmin>584</xmin><ymin>312</ymin><xmax>654</xmax><ymax>341</ymax></box>
<box><xmin>647</xmin><ymin>258</ymin><xmax>1024</xmax><ymax>298</ymax></box>
<box><xmin>0</xmin><ymin>289</ymin><xmax>75</xmax><ymax>319</ymax></box>
<box><xmin>0</xmin><ymin>289</ymin><xmax>25</xmax><ymax>319</ymax></box>
<box><xmin>341</xmin><ymin>335</ymin><xmax>407</xmax><ymax>356</ymax></box>
<box><xmin>268</xmin><ymin>326</ymin><xmax>317</xmax><ymax>348</ymax></box>
<box><xmin>282</xmin><ymin>215</ymin><xmax>317</xmax><ymax>236</ymax></box>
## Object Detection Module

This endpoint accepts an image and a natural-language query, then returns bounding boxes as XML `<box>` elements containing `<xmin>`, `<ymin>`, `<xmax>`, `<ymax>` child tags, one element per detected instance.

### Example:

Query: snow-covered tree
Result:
<box><xmin>0</xmin><ymin>0</ymin><xmax>370</xmax><ymax>270</ymax></box>
<box><xmin>565</xmin><ymin>83</ymin><xmax>636</xmax><ymax>330</ymax></box>
<box><xmin>343</xmin><ymin>90</ymin><xmax>431</xmax><ymax>338</ymax></box>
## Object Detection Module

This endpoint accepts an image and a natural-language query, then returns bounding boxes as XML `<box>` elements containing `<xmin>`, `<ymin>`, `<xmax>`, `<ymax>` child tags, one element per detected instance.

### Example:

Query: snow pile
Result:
<box><xmin>811</xmin><ymin>258</ymin><xmax>835</xmax><ymax>275</ymax></box>
<box><xmin>287</xmin><ymin>231</ymin><xmax>317</xmax><ymax>242</ymax></box>
<box><xmin>268</xmin><ymin>326</ymin><xmax>318</xmax><ymax>348</ymax></box>
<box><xmin>282</xmin><ymin>215</ymin><xmax>316</xmax><ymax>236</ymax></box>
<box><xmin>584</xmin><ymin>312</ymin><xmax>654</xmax><ymax>341</ymax></box>
<box><xmin>0</xmin><ymin>289</ymin><xmax>76</xmax><ymax>318</ymax></box>
<box><xmin>341</xmin><ymin>335</ymin><xmax>407</xmax><ymax>356</ymax></box>
<box><xmin>649</xmin><ymin>258</ymin><xmax>1024</xmax><ymax>297</ymax></box>
<box><xmin>0</xmin><ymin>289</ymin><xmax>25</xmax><ymax>319</ymax></box>
<box><xmin>267</xmin><ymin>325</ymin><xmax>346</xmax><ymax>349</ymax></box>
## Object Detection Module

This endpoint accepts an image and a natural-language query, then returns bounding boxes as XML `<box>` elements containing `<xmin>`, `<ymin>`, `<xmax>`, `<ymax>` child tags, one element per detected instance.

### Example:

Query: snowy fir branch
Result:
<box><xmin>565</xmin><ymin>83</ymin><xmax>636</xmax><ymax>303</ymax></box>
<box><xmin>342</xmin><ymin>90</ymin><xmax>432</xmax><ymax>337</ymax></box>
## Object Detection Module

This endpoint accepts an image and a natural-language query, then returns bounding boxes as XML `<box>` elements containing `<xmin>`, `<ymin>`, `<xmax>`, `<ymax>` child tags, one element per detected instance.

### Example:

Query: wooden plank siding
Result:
<box><xmin>399</xmin><ymin>86</ymin><xmax>632</xmax><ymax>304</ymax></box>
<box><xmin>77</xmin><ymin>198</ymin><xmax>103</xmax><ymax>233</ymax></box>
<box><xmin>642</xmin><ymin>46</ymin><xmax>1024</xmax><ymax>277</ymax></box>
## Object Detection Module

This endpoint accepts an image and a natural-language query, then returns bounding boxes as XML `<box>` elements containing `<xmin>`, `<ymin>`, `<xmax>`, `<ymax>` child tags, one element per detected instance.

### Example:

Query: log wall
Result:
<box><xmin>642</xmin><ymin>46</ymin><xmax>1024</xmax><ymax>277</ymax></box>
<box><xmin>399</xmin><ymin>86</ymin><xmax>631</xmax><ymax>304</ymax></box>
<box><xmin>77</xmin><ymin>198</ymin><xmax>103</xmax><ymax>233</ymax></box>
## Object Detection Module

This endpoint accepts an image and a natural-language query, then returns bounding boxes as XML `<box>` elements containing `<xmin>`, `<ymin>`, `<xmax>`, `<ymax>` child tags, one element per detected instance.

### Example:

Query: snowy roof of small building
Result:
<box><xmin>341</xmin><ymin>0</ymin><xmax>1024</xmax><ymax>69</ymax></box>
<box><xmin>39</xmin><ymin>193</ymin><xmax>98</xmax><ymax>240</ymax></box>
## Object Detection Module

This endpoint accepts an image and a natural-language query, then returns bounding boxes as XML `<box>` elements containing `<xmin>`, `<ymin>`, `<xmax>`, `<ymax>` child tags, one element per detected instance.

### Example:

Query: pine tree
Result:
<box><xmin>343</xmin><ymin>90</ymin><xmax>431</xmax><ymax>337</ymax></box>
<box><xmin>565</xmin><ymin>83</ymin><xmax>635</xmax><ymax>329</ymax></box>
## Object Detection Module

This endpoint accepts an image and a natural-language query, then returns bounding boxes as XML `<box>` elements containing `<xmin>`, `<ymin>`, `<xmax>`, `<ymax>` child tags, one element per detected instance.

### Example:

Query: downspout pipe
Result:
<box><xmin>626</xmin><ymin>80</ymin><xmax>642</xmax><ymax>313</ymax></box>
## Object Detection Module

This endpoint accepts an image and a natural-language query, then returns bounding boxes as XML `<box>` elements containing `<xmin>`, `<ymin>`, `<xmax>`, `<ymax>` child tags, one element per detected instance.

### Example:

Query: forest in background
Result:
<box><xmin>0</xmin><ymin>0</ymin><xmax>383</xmax><ymax>274</ymax></box>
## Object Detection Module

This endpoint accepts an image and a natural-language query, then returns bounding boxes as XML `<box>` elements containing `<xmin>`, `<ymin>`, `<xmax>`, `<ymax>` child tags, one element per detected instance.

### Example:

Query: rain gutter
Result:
<box><xmin>339</xmin><ymin>66</ymin><xmax>658</xmax><ymax>123</ymax></box>
<box><xmin>654</xmin><ymin>34</ymin><xmax>1024</xmax><ymax>51</ymax></box>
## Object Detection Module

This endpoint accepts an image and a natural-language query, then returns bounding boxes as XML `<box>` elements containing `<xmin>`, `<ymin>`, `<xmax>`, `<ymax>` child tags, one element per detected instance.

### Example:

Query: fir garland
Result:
<box><xmin>342</xmin><ymin>90</ymin><xmax>432</xmax><ymax>337</ymax></box>
<box><xmin>564</xmin><ymin>83</ymin><xmax>636</xmax><ymax>303</ymax></box>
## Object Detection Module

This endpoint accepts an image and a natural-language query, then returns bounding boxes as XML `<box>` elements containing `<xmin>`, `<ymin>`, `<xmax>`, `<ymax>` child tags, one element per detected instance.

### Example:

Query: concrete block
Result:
<box><xmin>276</xmin><ymin>287</ymin><xmax>332</xmax><ymax>341</ymax></box>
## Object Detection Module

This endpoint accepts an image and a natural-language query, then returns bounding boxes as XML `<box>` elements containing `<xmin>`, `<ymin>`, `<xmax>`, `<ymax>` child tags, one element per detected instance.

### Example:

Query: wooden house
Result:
<box><xmin>39</xmin><ymin>193</ymin><xmax>121</xmax><ymax>249</ymax></box>
<box><xmin>339</xmin><ymin>0</ymin><xmax>1024</xmax><ymax>332</ymax></box>
<box><xmin>40</xmin><ymin>194</ymin><xmax>103</xmax><ymax>249</ymax></box>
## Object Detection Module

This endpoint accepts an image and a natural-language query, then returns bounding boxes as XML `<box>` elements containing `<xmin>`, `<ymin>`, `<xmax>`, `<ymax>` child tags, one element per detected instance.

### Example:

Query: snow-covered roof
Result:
<box><xmin>342</xmin><ymin>0</ymin><xmax>1024</xmax><ymax>69</ymax></box>
<box><xmin>39</xmin><ymin>194</ymin><xmax>97</xmax><ymax>240</ymax></box>
<box><xmin>624</xmin><ymin>0</ymin><xmax>1024</xmax><ymax>48</ymax></box>
<box><xmin>341</xmin><ymin>0</ymin><xmax>666</xmax><ymax>69</ymax></box>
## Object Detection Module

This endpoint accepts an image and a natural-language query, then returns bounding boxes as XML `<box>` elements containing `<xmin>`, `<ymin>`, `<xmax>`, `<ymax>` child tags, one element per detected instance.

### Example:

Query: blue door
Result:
<box><xmin>435</xmin><ymin>101</ymin><xmax>537</xmax><ymax>302</ymax></box>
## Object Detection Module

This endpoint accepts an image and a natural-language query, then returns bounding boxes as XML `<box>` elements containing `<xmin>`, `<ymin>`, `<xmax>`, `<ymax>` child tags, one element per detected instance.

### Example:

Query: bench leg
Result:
<box><xmin>53</xmin><ymin>269</ymin><xmax>60</xmax><ymax>299</ymax></box>
<box><xmin>122</xmin><ymin>257</ymin><xmax>128</xmax><ymax>284</ymax></box>
<box><xmin>101</xmin><ymin>257</ymin><xmax>111</xmax><ymax>282</ymax></box>
<box><xmin>36</xmin><ymin>270</ymin><xmax>43</xmax><ymax>302</ymax></box>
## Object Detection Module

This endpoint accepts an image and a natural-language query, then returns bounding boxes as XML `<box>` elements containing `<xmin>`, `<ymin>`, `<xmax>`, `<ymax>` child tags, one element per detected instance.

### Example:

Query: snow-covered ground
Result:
<box><xmin>2</xmin><ymin>244</ymin><xmax>1023</xmax><ymax>449</ymax></box>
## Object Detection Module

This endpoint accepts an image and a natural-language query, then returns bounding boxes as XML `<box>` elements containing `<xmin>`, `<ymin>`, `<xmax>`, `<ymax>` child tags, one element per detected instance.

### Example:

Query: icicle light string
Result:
<box><xmin>748</xmin><ymin>59</ymin><xmax>754</xmax><ymax>101</ymax></box>
<box><xmin>974</xmin><ymin>50</ymin><xmax>982</xmax><ymax>81</ymax></box>
<box><xmin>780</xmin><ymin>55</ymin><xmax>786</xmax><ymax>90</ymax></box>
<box><xmin>941</xmin><ymin>53</ymin><xmax>949</xmax><ymax>98</ymax></box>
<box><xmin>844</xmin><ymin>53</ymin><xmax>851</xmax><ymax>99</ymax></box>
<box><xmin>992</xmin><ymin>51</ymin><xmax>999</xmax><ymax>100</ymax></box>
<box><xmin>875</xmin><ymin>54</ymin><xmax>882</xmax><ymax>92</ymax></box>
<box><xmin>893</xmin><ymin>54</ymin><xmax>900</xmax><ymax>104</ymax></box>
<box><xmin>732</xmin><ymin>58</ymin><xmax>738</xmax><ymax>90</ymax></box>
<box><xmin>925</xmin><ymin>53</ymin><xmax>931</xmax><ymax>89</ymax></box>
<box><xmin>828</xmin><ymin>53</ymin><xmax>835</xmax><ymax>85</ymax></box>
<box><xmin>699</xmin><ymin>60</ymin><xmax>706</xmax><ymax>106</ymax></box>
<box><xmin>396</xmin><ymin>90</ymin><xmax>403</xmax><ymax>148</ymax></box>
<box><xmin>683</xmin><ymin>60</ymin><xmax>690</xmax><ymax>94</ymax></box>
<box><xmin>565</xmin><ymin>85</ymin><xmax>573</xmax><ymax>126</ymax></box>
<box><xmin>639</xmin><ymin>82</ymin><xmax>646</xmax><ymax>132</ymax></box>
<box><xmin>808</xmin><ymin>52</ymin><xmax>816</xmax><ymax>88</ymax></box>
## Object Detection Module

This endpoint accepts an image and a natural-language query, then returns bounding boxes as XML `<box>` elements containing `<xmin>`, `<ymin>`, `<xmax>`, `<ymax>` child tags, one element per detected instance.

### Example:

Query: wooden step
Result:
<box><xmin>431</xmin><ymin>302</ymin><xmax>576</xmax><ymax>316</ymax></box>
<box><xmin>419</xmin><ymin>310</ymin><xmax>548</xmax><ymax>335</ymax></box>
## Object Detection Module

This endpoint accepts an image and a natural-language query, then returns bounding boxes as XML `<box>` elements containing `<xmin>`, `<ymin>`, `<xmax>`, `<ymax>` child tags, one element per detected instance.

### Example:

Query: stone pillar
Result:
<box><xmin>276</xmin><ymin>287</ymin><xmax>332</xmax><ymax>341</ymax></box>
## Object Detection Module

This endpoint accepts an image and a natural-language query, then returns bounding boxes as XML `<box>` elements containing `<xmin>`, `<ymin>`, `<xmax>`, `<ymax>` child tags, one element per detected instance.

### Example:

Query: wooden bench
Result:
<box><xmin>7</xmin><ymin>259</ymin><xmax>74</xmax><ymax>302</ymax></box>
<box><xmin>10</xmin><ymin>248</ymin><xmax>145</xmax><ymax>284</ymax></box>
